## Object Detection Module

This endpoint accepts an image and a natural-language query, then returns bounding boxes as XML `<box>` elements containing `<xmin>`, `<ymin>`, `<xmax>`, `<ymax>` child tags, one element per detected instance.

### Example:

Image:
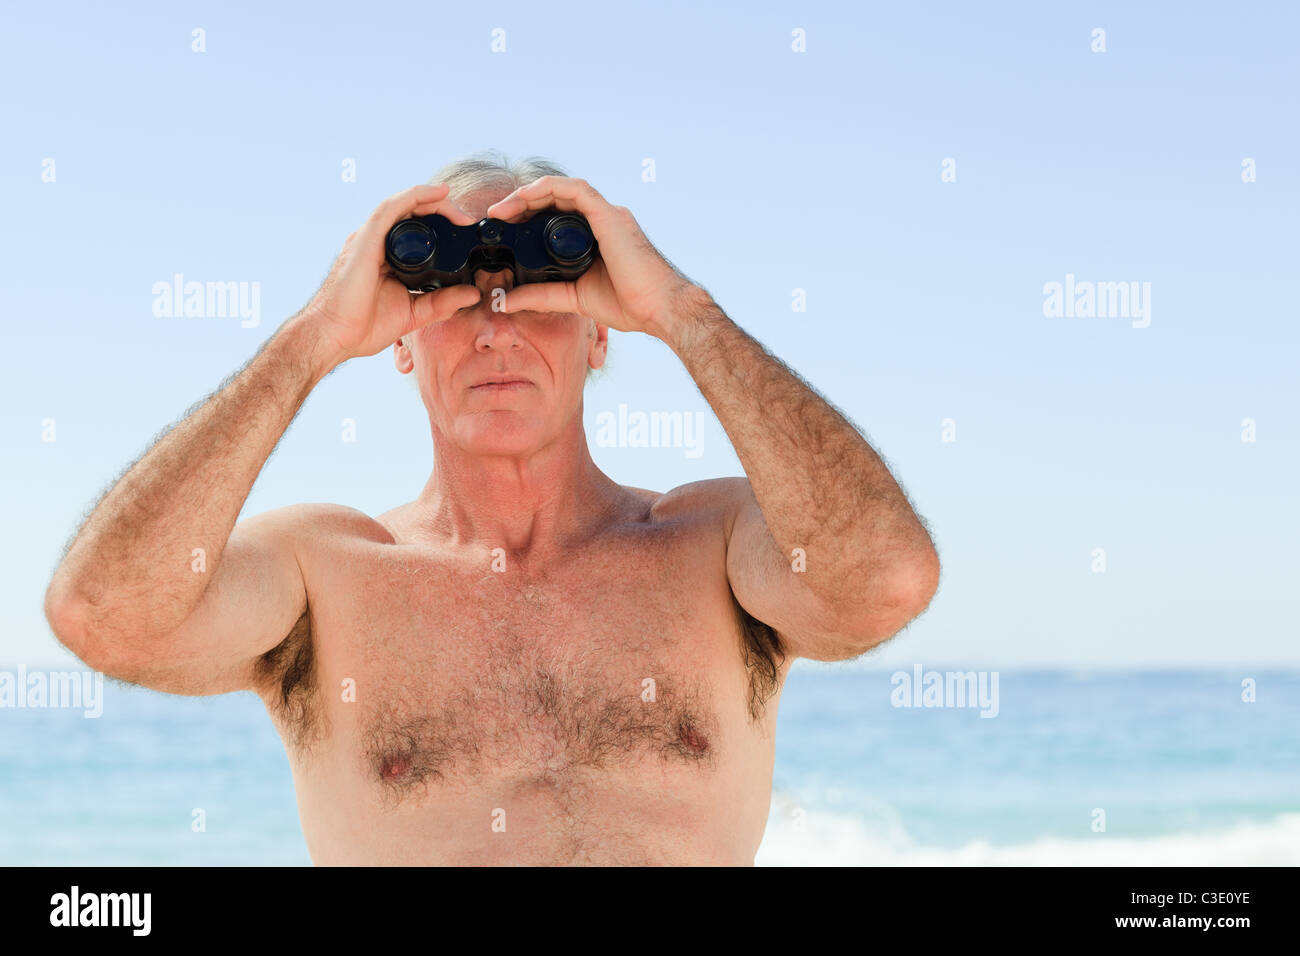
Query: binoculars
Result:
<box><xmin>385</xmin><ymin>208</ymin><xmax>598</xmax><ymax>291</ymax></box>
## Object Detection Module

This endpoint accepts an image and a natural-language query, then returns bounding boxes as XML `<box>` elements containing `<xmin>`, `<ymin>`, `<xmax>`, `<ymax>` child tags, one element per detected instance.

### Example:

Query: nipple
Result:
<box><xmin>381</xmin><ymin>756</ymin><xmax>411</xmax><ymax>780</ymax></box>
<box><xmin>677</xmin><ymin>723</ymin><xmax>709</xmax><ymax>754</ymax></box>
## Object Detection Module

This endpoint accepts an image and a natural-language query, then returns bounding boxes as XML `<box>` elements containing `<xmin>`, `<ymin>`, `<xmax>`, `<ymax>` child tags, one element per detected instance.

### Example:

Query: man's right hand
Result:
<box><xmin>302</xmin><ymin>183</ymin><xmax>484</xmax><ymax>370</ymax></box>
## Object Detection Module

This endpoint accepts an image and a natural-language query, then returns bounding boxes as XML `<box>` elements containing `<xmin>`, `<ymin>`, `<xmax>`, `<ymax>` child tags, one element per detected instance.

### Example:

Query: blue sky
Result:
<box><xmin>2</xmin><ymin>1</ymin><xmax>1296</xmax><ymax>668</ymax></box>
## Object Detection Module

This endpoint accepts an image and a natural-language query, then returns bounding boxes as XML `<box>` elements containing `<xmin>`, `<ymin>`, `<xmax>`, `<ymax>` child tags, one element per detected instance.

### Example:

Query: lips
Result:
<box><xmin>469</xmin><ymin>376</ymin><xmax>532</xmax><ymax>391</ymax></box>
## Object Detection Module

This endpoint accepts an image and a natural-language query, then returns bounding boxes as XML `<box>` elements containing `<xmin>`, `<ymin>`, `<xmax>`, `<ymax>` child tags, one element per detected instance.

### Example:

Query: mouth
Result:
<box><xmin>469</xmin><ymin>377</ymin><xmax>533</xmax><ymax>392</ymax></box>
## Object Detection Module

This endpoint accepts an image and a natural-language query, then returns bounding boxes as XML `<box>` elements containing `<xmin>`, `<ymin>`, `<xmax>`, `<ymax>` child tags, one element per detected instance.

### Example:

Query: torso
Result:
<box><xmin>252</xmin><ymin>483</ymin><xmax>790</xmax><ymax>865</ymax></box>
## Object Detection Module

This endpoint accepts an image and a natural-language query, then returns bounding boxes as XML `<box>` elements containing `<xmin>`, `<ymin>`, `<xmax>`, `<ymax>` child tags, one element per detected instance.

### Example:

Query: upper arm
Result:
<box><xmin>719</xmin><ymin>477</ymin><xmax>932</xmax><ymax>662</ymax></box>
<box><xmin>715</xmin><ymin>478</ymin><xmax>845</xmax><ymax>661</ymax></box>
<box><xmin>106</xmin><ymin>505</ymin><xmax>312</xmax><ymax>696</ymax></box>
<box><xmin>654</xmin><ymin>477</ymin><xmax>827</xmax><ymax>661</ymax></box>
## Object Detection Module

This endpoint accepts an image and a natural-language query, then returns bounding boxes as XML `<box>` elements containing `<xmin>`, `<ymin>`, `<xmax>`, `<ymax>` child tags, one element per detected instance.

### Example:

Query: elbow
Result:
<box><xmin>44</xmin><ymin>575</ymin><xmax>91</xmax><ymax>657</ymax></box>
<box><xmin>884</xmin><ymin>540</ymin><xmax>941</xmax><ymax>625</ymax></box>
<box><xmin>43</xmin><ymin>579</ymin><xmax>137</xmax><ymax>679</ymax></box>
<box><xmin>44</xmin><ymin>592</ymin><xmax>107</xmax><ymax>672</ymax></box>
<box><xmin>839</xmin><ymin>543</ymin><xmax>941</xmax><ymax>651</ymax></box>
<box><xmin>899</xmin><ymin>541</ymin><xmax>941</xmax><ymax>619</ymax></box>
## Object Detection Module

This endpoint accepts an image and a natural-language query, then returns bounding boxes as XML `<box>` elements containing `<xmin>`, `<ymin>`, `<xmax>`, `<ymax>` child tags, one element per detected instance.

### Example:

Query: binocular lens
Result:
<box><xmin>390</xmin><ymin>221</ymin><xmax>435</xmax><ymax>268</ymax></box>
<box><xmin>545</xmin><ymin>217</ymin><xmax>594</xmax><ymax>263</ymax></box>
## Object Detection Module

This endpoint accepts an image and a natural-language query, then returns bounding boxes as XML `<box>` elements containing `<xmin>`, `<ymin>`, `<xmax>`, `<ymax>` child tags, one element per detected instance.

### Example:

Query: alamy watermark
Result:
<box><xmin>152</xmin><ymin>273</ymin><xmax>261</xmax><ymax>327</ymax></box>
<box><xmin>890</xmin><ymin>665</ymin><xmax>999</xmax><ymax>718</ymax></box>
<box><xmin>50</xmin><ymin>886</ymin><xmax>150</xmax><ymax>936</ymax></box>
<box><xmin>594</xmin><ymin>403</ymin><xmax>705</xmax><ymax>459</ymax></box>
<box><xmin>1043</xmin><ymin>274</ymin><xmax>1150</xmax><ymax>328</ymax></box>
<box><xmin>0</xmin><ymin>665</ymin><xmax>103</xmax><ymax>718</ymax></box>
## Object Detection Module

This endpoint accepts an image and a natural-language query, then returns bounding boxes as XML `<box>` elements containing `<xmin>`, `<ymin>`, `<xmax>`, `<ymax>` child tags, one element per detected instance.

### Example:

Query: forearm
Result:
<box><xmin>666</xmin><ymin>288</ymin><xmax>937</xmax><ymax>603</ymax></box>
<box><xmin>45</xmin><ymin>311</ymin><xmax>337</xmax><ymax>642</ymax></box>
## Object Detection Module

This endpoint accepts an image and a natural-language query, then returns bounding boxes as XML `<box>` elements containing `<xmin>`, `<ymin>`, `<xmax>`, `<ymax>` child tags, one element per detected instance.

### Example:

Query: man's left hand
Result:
<box><xmin>485</xmin><ymin>176</ymin><xmax>703</xmax><ymax>342</ymax></box>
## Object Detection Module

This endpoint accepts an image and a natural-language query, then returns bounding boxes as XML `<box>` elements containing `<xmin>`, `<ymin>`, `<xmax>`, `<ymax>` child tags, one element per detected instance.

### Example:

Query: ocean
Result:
<box><xmin>1</xmin><ymin>666</ymin><xmax>1296</xmax><ymax>866</ymax></box>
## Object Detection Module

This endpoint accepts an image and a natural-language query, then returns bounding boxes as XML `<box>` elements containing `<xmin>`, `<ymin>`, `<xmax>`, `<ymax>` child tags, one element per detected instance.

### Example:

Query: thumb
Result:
<box><xmin>497</xmin><ymin>281</ymin><xmax>576</xmax><ymax>315</ymax></box>
<box><xmin>410</xmin><ymin>284</ymin><xmax>482</xmax><ymax>329</ymax></box>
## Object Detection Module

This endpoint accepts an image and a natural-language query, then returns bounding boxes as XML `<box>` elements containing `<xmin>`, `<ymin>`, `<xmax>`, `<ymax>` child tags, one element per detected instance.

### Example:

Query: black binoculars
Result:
<box><xmin>385</xmin><ymin>208</ymin><xmax>598</xmax><ymax>291</ymax></box>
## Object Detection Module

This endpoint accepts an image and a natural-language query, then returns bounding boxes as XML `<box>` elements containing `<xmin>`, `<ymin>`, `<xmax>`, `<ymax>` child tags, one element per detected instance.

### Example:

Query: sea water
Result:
<box><xmin>1</xmin><ymin>666</ymin><xmax>1295</xmax><ymax>866</ymax></box>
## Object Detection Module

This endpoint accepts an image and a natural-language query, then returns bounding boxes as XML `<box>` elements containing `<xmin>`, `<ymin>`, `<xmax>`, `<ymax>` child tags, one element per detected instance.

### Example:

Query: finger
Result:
<box><xmin>496</xmin><ymin>280</ymin><xmax>578</xmax><ymax>316</ymax></box>
<box><xmin>409</xmin><ymin>199</ymin><xmax>474</xmax><ymax>221</ymax></box>
<box><xmin>369</xmin><ymin>182</ymin><xmax>450</xmax><ymax>231</ymax></box>
<box><xmin>409</xmin><ymin>284</ymin><xmax>483</xmax><ymax>329</ymax></box>
<box><xmin>486</xmin><ymin>176</ymin><xmax>615</xmax><ymax>225</ymax></box>
<box><xmin>357</xmin><ymin>183</ymin><xmax>476</xmax><ymax>262</ymax></box>
<box><xmin>486</xmin><ymin>177</ymin><xmax>587</xmax><ymax>219</ymax></box>
<box><xmin>409</xmin><ymin>186</ymin><xmax>478</xmax><ymax>225</ymax></box>
<box><xmin>355</xmin><ymin>184</ymin><xmax>446</xmax><ymax>260</ymax></box>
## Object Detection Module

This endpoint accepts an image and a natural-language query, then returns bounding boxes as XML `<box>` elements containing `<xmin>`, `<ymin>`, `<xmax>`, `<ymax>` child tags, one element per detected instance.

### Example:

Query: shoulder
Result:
<box><xmin>643</xmin><ymin>477</ymin><xmax>752</xmax><ymax>532</ymax></box>
<box><xmin>609</xmin><ymin>478</ymin><xmax>753</xmax><ymax>555</ymax></box>
<box><xmin>239</xmin><ymin>501</ymin><xmax>396</xmax><ymax>547</ymax></box>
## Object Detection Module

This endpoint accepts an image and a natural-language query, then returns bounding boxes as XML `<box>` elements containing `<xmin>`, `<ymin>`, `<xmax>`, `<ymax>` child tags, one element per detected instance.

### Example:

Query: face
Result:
<box><xmin>394</xmin><ymin>186</ymin><xmax>608</xmax><ymax>456</ymax></box>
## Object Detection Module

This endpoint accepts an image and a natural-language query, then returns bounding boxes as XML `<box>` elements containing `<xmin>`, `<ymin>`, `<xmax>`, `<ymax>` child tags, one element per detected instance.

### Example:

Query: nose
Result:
<box><xmin>471</xmin><ymin>266</ymin><xmax>522</xmax><ymax>353</ymax></box>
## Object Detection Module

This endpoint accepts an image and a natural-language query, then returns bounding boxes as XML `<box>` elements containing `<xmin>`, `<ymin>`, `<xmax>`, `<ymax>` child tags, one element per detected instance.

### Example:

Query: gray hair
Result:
<box><xmin>428</xmin><ymin>149</ymin><xmax>570</xmax><ymax>204</ymax></box>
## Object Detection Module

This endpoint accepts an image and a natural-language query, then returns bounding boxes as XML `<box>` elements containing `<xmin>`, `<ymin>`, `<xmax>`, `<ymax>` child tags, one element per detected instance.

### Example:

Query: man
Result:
<box><xmin>44</xmin><ymin>154</ymin><xmax>939</xmax><ymax>865</ymax></box>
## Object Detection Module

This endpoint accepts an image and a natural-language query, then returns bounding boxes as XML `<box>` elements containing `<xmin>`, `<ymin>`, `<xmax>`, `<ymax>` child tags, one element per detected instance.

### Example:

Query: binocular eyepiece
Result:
<box><xmin>385</xmin><ymin>208</ymin><xmax>598</xmax><ymax>291</ymax></box>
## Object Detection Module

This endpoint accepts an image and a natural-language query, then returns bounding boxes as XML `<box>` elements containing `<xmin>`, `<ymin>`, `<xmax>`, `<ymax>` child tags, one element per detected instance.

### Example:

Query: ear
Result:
<box><xmin>394</xmin><ymin>336</ymin><xmax>415</xmax><ymax>375</ymax></box>
<box><xmin>586</xmin><ymin>320</ymin><xmax>609</xmax><ymax>371</ymax></box>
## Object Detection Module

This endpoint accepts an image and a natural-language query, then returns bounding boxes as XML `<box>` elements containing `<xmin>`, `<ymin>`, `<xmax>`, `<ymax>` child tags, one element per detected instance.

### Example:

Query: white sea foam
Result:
<box><xmin>755</xmin><ymin>807</ymin><xmax>1300</xmax><ymax>866</ymax></box>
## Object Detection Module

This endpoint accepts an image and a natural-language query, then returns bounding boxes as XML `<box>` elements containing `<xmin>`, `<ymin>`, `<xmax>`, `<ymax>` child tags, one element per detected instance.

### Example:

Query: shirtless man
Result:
<box><xmin>43</xmin><ymin>156</ymin><xmax>939</xmax><ymax>865</ymax></box>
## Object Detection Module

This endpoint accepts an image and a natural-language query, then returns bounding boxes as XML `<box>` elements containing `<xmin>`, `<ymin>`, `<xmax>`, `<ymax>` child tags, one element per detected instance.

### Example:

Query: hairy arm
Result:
<box><xmin>43</xmin><ymin>316</ymin><xmax>331</xmax><ymax>691</ymax></box>
<box><xmin>43</xmin><ymin>182</ymin><xmax>483</xmax><ymax>693</ymax></box>
<box><xmin>667</xmin><ymin>288</ymin><xmax>940</xmax><ymax>661</ymax></box>
<box><xmin>466</xmin><ymin>174</ymin><xmax>939</xmax><ymax>660</ymax></box>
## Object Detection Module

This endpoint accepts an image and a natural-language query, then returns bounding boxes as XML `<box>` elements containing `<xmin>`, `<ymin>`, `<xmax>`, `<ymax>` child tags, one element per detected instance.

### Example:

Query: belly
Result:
<box><xmin>296</xmin><ymin>758</ymin><xmax>767</xmax><ymax>865</ymax></box>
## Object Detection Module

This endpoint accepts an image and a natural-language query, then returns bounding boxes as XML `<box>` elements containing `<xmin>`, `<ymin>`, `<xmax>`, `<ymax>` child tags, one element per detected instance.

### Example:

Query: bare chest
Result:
<box><xmin>280</xmin><ymin>521</ymin><xmax>781</xmax><ymax>805</ymax></box>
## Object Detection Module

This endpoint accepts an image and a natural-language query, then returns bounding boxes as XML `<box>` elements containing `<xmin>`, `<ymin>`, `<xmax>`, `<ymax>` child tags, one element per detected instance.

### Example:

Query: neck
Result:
<box><xmin>412</xmin><ymin>414</ymin><xmax>623</xmax><ymax>557</ymax></box>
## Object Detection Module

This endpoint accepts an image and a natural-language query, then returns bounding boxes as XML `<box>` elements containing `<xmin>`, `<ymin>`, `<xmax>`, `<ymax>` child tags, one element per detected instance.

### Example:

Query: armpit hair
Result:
<box><xmin>252</xmin><ymin>605</ymin><xmax>324</xmax><ymax>752</ymax></box>
<box><xmin>733</xmin><ymin>595</ymin><xmax>784</xmax><ymax>721</ymax></box>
